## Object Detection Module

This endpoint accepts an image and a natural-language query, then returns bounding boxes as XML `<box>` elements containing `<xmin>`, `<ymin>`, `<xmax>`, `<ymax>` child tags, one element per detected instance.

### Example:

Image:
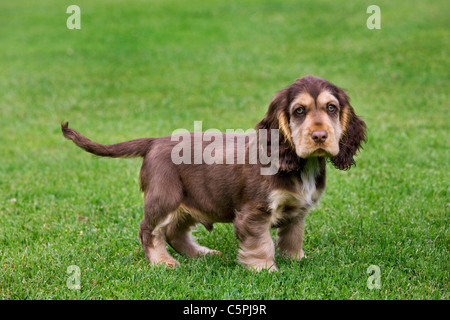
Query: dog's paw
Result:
<box><xmin>281</xmin><ymin>249</ymin><xmax>306</xmax><ymax>261</ymax></box>
<box><xmin>150</xmin><ymin>258</ymin><xmax>180</xmax><ymax>268</ymax></box>
<box><xmin>247</xmin><ymin>261</ymin><xmax>278</xmax><ymax>273</ymax></box>
<box><xmin>206</xmin><ymin>249</ymin><xmax>222</xmax><ymax>255</ymax></box>
<box><xmin>193</xmin><ymin>247</ymin><xmax>222</xmax><ymax>257</ymax></box>
<box><xmin>165</xmin><ymin>259</ymin><xmax>180</xmax><ymax>268</ymax></box>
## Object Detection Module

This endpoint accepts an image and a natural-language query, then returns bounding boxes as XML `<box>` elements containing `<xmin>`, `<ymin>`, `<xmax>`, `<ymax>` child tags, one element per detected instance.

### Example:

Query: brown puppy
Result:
<box><xmin>61</xmin><ymin>75</ymin><xmax>366</xmax><ymax>271</ymax></box>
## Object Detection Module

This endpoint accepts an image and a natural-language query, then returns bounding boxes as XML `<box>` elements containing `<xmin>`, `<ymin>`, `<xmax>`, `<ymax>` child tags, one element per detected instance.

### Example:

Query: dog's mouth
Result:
<box><xmin>308</xmin><ymin>147</ymin><xmax>337</xmax><ymax>158</ymax></box>
<box><xmin>294</xmin><ymin>139</ymin><xmax>339</xmax><ymax>159</ymax></box>
<box><xmin>296</xmin><ymin>147</ymin><xmax>332</xmax><ymax>159</ymax></box>
<box><xmin>311</xmin><ymin>148</ymin><xmax>329</xmax><ymax>157</ymax></box>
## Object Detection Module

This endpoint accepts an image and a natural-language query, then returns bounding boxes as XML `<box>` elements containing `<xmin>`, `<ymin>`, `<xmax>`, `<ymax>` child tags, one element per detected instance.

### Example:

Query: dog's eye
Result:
<box><xmin>327</xmin><ymin>104</ymin><xmax>337</xmax><ymax>112</ymax></box>
<box><xmin>295</xmin><ymin>106</ymin><xmax>305</xmax><ymax>115</ymax></box>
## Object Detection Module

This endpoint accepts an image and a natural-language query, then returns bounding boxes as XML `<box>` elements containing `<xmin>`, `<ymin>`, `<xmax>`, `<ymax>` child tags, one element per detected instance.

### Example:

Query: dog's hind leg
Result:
<box><xmin>138</xmin><ymin>152</ymin><xmax>193</xmax><ymax>267</ymax></box>
<box><xmin>138</xmin><ymin>172</ymin><xmax>183</xmax><ymax>267</ymax></box>
<box><xmin>139</xmin><ymin>214</ymin><xmax>179</xmax><ymax>267</ymax></box>
<box><xmin>165</xmin><ymin>211</ymin><xmax>221</xmax><ymax>258</ymax></box>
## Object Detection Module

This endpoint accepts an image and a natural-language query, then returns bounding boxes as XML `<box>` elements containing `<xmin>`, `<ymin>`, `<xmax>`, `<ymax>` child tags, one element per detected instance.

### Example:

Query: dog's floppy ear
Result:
<box><xmin>256</xmin><ymin>89</ymin><xmax>287</xmax><ymax>131</ymax></box>
<box><xmin>256</xmin><ymin>89</ymin><xmax>304</xmax><ymax>172</ymax></box>
<box><xmin>330</xmin><ymin>89</ymin><xmax>367</xmax><ymax>170</ymax></box>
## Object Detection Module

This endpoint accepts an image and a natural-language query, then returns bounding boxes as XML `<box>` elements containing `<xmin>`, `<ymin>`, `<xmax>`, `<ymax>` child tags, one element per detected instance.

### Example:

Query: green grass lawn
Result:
<box><xmin>0</xmin><ymin>0</ymin><xmax>448</xmax><ymax>300</ymax></box>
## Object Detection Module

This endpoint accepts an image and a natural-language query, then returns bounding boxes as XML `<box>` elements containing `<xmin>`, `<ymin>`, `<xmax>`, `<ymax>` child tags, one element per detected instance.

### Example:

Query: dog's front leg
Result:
<box><xmin>233</xmin><ymin>204</ymin><xmax>277</xmax><ymax>272</ymax></box>
<box><xmin>276</xmin><ymin>215</ymin><xmax>307</xmax><ymax>261</ymax></box>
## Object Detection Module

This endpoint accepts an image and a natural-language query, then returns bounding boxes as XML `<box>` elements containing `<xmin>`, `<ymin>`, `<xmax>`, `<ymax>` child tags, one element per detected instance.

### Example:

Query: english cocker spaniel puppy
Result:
<box><xmin>61</xmin><ymin>75</ymin><xmax>366</xmax><ymax>271</ymax></box>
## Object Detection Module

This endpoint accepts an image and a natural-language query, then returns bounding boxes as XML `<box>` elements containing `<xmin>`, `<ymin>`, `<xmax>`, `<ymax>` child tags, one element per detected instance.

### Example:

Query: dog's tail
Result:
<box><xmin>61</xmin><ymin>122</ymin><xmax>152</xmax><ymax>158</ymax></box>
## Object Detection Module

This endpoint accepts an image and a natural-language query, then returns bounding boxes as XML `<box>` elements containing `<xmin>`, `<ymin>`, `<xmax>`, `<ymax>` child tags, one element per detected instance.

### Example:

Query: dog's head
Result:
<box><xmin>256</xmin><ymin>75</ymin><xmax>367</xmax><ymax>171</ymax></box>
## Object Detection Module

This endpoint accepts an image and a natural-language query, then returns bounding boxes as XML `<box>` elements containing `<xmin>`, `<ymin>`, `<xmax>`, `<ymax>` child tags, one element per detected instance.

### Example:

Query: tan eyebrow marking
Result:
<box><xmin>316</xmin><ymin>91</ymin><xmax>339</xmax><ymax>108</ymax></box>
<box><xmin>290</xmin><ymin>92</ymin><xmax>314</xmax><ymax>112</ymax></box>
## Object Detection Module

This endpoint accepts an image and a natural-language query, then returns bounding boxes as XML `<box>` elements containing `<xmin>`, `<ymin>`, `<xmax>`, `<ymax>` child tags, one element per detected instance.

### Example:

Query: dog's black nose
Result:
<box><xmin>311</xmin><ymin>130</ymin><xmax>328</xmax><ymax>143</ymax></box>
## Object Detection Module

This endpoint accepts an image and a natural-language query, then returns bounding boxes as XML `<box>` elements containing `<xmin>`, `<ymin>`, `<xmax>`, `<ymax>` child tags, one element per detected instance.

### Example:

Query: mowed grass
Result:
<box><xmin>0</xmin><ymin>0</ymin><xmax>448</xmax><ymax>299</ymax></box>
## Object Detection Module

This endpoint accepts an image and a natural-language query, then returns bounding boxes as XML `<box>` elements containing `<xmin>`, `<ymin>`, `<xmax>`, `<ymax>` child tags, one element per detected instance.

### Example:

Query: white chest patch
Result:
<box><xmin>269</xmin><ymin>158</ymin><xmax>323</xmax><ymax>226</ymax></box>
